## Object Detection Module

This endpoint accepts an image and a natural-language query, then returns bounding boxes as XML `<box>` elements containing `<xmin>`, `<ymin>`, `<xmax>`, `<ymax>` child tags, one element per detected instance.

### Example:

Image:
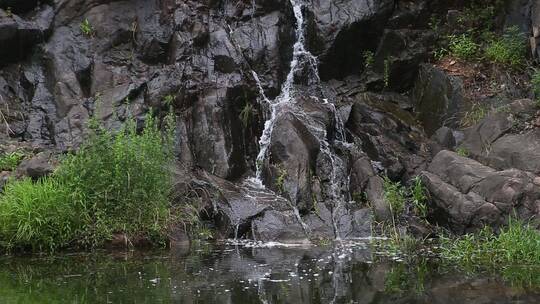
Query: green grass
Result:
<box><xmin>440</xmin><ymin>219</ymin><xmax>540</xmax><ymax>268</ymax></box>
<box><xmin>448</xmin><ymin>34</ymin><xmax>478</xmax><ymax>60</ymax></box>
<box><xmin>383</xmin><ymin>177</ymin><xmax>406</xmax><ymax>217</ymax></box>
<box><xmin>0</xmin><ymin>151</ymin><xmax>24</xmax><ymax>171</ymax></box>
<box><xmin>410</xmin><ymin>177</ymin><xmax>427</xmax><ymax>218</ymax></box>
<box><xmin>0</xmin><ymin>178</ymin><xmax>80</xmax><ymax>251</ymax></box>
<box><xmin>456</xmin><ymin>147</ymin><xmax>469</xmax><ymax>157</ymax></box>
<box><xmin>485</xmin><ymin>26</ymin><xmax>527</xmax><ymax>67</ymax></box>
<box><xmin>460</xmin><ymin>103</ymin><xmax>488</xmax><ymax>127</ymax></box>
<box><xmin>0</xmin><ymin>113</ymin><xmax>176</xmax><ymax>251</ymax></box>
<box><xmin>239</xmin><ymin>102</ymin><xmax>255</xmax><ymax>129</ymax></box>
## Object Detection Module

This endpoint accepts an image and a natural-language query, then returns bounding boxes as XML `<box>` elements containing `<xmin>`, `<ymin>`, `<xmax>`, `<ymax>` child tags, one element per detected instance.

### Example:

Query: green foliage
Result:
<box><xmin>531</xmin><ymin>70</ymin><xmax>540</xmax><ymax>105</ymax></box>
<box><xmin>448</xmin><ymin>34</ymin><xmax>478</xmax><ymax>60</ymax></box>
<box><xmin>440</xmin><ymin>219</ymin><xmax>540</xmax><ymax>269</ymax></box>
<box><xmin>0</xmin><ymin>151</ymin><xmax>24</xmax><ymax>171</ymax></box>
<box><xmin>362</xmin><ymin>51</ymin><xmax>374</xmax><ymax>69</ymax></box>
<box><xmin>239</xmin><ymin>102</ymin><xmax>255</xmax><ymax>129</ymax></box>
<box><xmin>485</xmin><ymin>26</ymin><xmax>527</xmax><ymax>67</ymax></box>
<box><xmin>80</xmin><ymin>18</ymin><xmax>94</xmax><ymax>36</ymax></box>
<box><xmin>0</xmin><ymin>178</ymin><xmax>79</xmax><ymax>251</ymax></box>
<box><xmin>163</xmin><ymin>94</ymin><xmax>175</xmax><ymax>108</ymax></box>
<box><xmin>56</xmin><ymin>114</ymin><xmax>174</xmax><ymax>247</ymax></box>
<box><xmin>5</xmin><ymin>7</ymin><xmax>12</xmax><ymax>17</ymax></box>
<box><xmin>456</xmin><ymin>147</ymin><xmax>470</xmax><ymax>157</ymax></box>
<box><xmin>383</xmin><ymin>177</ymin><xmax>406</xmax><ymax>217</ymax></box>
<box><xmin>0</xmin><ymin>113</ymin><xmax>175</xmax><ymax>251</ymax></box>
<box><xmin>410</xmin><ymin>177</ymin><xmax>427</xmax><ymax>218</ymax></box>
<box><xmin>275</xmin><ymin>166</ymin><xmax>287</xmax><ymax>194</ymax></box>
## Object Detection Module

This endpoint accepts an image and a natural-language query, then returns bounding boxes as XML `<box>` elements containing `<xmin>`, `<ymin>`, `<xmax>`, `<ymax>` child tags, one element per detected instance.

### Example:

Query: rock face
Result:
<box><xmin>461</xmin><ymin>99</ymin><xmax>540</xmax><ymax>174</ymax></box>
<box><xmin>1</xmin><ymin>0</ymin><xmax>539</xmax><ymax>243</ymax></box>
<box><xmin>421</xmin><ymin>150</ymin><xmax>540</xmax><ymax>233</ymax></box>
<box><xmin>412</xmin><ymin>64</ymin><xmax>464</xmax><ymax>136</ymax></box>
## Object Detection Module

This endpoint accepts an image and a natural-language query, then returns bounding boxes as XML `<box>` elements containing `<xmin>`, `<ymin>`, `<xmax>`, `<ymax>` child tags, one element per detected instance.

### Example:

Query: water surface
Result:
<box><xmin>0</xmin><ymin>240</ymin><xmax>538</xmax><ymax>303</ymax></box>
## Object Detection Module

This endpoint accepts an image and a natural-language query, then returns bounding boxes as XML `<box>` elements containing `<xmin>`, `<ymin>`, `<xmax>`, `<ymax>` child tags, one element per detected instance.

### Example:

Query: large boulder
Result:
<box><xmin>421</xmin><ymin>150</ymin><xmax>540</xmax><ymax>233</ymax></box>
<box><xmin>412</xmin><ymin>64</ymin><xmax>464</xmax><ymax>136</ymax></box>
<box><xmin>461</xmin><ymin>99</ymin><xmax>540</xmax><ymax>174</ymax></box>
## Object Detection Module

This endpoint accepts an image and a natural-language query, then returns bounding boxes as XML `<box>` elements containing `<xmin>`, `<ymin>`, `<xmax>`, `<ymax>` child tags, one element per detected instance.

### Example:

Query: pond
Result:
<box><xmin>0</xmin><ymin>240</ymin><xmax>538</xmax><ymax>303</ymax></box>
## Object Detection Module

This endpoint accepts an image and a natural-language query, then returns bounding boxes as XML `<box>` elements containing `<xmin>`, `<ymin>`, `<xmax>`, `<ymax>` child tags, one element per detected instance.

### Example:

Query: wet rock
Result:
<box><xmin>345</xmin><ymin>92</ymin><xmax>431</xmax><ymax>180</ymax></box>
<box><xmin>412</xmin><ymin>64</ymin><xmax>464</xmax><ymax>136</ymax></box>
<box><xmin>431</xmin><ymin>126</ymin><xmax>456</xmax><ymax>151</ymax></box>
<box><xmin>0</xmin><ymin>8</ymin><xmax>51</xmax><ymax>65</ymax></box>
<box><xmin>251</xmin><ymin>210</ymin><xmax>309</xmax><ymax>244</ymax></box>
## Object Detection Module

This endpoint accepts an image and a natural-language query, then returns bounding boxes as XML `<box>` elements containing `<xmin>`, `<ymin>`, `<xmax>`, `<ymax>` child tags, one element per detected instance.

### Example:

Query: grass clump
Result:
<box><xmin>410</xmin><ymin>177</ymin><xmax>427</xmax><ymax>218</ymax></box>
<box><xmin>460</xmin><ymin>103</ymin><xmax>488</xmax><ymax>127</ymax></box>
<box><xmin>0</xmin><ymin>151</ymin><xmax>24</xmax><ymax>171</ymax></box>
<box><xmin>448</xmin><ymin>34</ymin><xmax>478</xmax><ymax>60</ymax></box>
<box><xmin>0</xmin><ymin>178</ymin><xmax>79</xmax><ymax>251</ymax></box>
<box><xmin>440</xmin><ymin>219</ymin><xmax>540</xmax><ymax>269</ymax></box>
<box><xmin>0</xmin><ymin>113</ymin><xmax>176</xmax><ymax>251</ymax></box>
<box><xmin>383</xmin><ymin>177</ymin><xmax>406</xmax><ymax>217</ymax></box>
<box><xmin>485</xmin><ymin>26</ymin><xmax>527</xmax><ymax>67</ymax></box>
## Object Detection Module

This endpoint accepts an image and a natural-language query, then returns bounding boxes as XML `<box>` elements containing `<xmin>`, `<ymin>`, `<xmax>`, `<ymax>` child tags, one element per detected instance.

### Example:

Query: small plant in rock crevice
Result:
<box><xmin>456</xmin><ymin>147</ymin><xmax>469</xmax><ymax>157</ymax></box>
<box><xmin>239</xmin><ymin>102</ymin><xmax>256</xmax><ymax>129</ymax></box>
<box><xmin>275</xmin><ymin>166</ymin><xmax>287</xmax><ymax>194</ymax></box>
<box><xmin>80</xmin><ymin>18</ymin><xmax>94</xmax><ymax>37</ymax></box>
<box><xmin>363</xmin><ymin>51</ymin><xmax>375</xmax><ymax>69</ymax></box>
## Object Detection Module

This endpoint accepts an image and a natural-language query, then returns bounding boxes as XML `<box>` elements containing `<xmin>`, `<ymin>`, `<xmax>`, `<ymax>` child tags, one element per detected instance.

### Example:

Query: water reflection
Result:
<box><xmin>0</xmin><ymin>241</ymin><xmax>538</xmax><ymax>303</ymax></box>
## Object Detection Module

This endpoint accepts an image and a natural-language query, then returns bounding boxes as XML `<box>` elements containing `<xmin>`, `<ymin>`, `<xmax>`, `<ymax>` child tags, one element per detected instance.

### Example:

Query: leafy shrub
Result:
<box><xmin>448</xmin><ymin>34</ymin><xmax>478</xmax><ymax>60</ymax></box>
<box><xmin>0</xmin><ymin>151</ymin><xmax>24</xmax><ymax>171</ymax></box>
<box><xmin>0</xmin><ymin>114</ymin><xmax>175</xmax><ymax>251</ymax></box>
<box><xmin>0</xmin><ymin>178</ymin><xmax>79</xmax><ymax>251</ymax></box>
<box><xmin>485</xmin><ymin>26</ymin><xmax>527</xmax><ymax>67</ymax></box>
<box><xmin>56</xmin><ymin>115</ymin><xmax>174</xmax><ymax>247</ymax></box>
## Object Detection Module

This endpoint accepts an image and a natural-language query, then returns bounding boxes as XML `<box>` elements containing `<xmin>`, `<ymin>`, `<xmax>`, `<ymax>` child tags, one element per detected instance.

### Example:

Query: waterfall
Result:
<box><xmin>254</xmin><ymin>0</ymin><xmax>319</xmax><ymax>182</ymax></box>
<box><xmin>250</xmin><ymin>0</ymin><xmax>350</xmax><ymax>240</ymax></box>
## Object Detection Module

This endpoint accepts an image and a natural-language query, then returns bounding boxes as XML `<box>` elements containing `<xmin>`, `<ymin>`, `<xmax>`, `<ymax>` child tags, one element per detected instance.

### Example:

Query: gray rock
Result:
<box><xmin>412</xmin><ymin>64</ymin><xmax>464</xmax><ymax>136</ymax></box>
<box><xmin>422</xmin><ymin>150</ymin><xmax>540</xmax><ymax>233</ymax></box>
<box><xmin>16</xmin><ymin>152</ymin><xmax>54</xmax><ymax>179</ymax></box>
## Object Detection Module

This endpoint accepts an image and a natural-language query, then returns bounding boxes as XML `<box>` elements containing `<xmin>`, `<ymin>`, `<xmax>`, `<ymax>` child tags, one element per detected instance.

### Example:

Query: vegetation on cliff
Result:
<box><xmin>0</xmin><ymin>114</ymin><xmax>175</xmax><ymax>251</ymax></box>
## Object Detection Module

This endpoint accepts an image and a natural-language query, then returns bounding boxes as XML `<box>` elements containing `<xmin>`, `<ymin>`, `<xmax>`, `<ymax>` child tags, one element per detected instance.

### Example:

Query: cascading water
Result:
<box><xmin>254</xmin><ymin>0</ymin><xmax>319</xmax><ymax>182</ymax></box>
<box><xmin>250</xmin><ymin>0</ymin><xmax>351</xmax><ymax>240</ymax></box>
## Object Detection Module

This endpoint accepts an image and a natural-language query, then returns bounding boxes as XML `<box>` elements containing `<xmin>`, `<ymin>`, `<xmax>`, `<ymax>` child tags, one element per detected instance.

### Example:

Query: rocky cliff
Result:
<box><xmin>1</xmin><ymin>0</ymin><xmax>539</xmax><ymax>243</ymax></box>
